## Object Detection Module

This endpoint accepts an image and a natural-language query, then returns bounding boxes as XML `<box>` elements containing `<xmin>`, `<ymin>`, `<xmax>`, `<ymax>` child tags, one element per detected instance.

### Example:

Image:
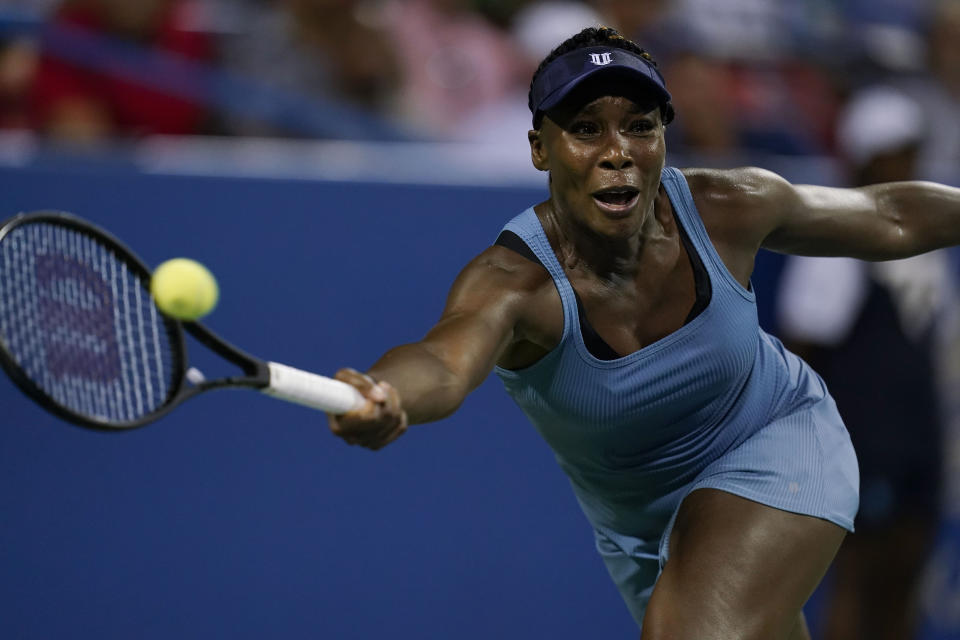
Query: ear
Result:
<box><xmin>529</xmin><ymin>129</ymin><xmax>549</xmax><ymax>172</ymax></box>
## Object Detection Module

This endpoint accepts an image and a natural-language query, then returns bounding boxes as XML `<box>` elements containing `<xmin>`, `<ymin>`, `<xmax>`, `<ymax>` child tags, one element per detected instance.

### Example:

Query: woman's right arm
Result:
<box><xmin>328</xmin><ymin>246</ymin><xmax>547</xmax><ymax>450</ymax></box>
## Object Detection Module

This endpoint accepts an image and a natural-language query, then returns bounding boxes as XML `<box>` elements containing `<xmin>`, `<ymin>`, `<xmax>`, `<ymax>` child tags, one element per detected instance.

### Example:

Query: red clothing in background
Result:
<box><xmin>31</xmin><ymin>1</ymin><xmax>212</xmax><ymax>137</ymax></box>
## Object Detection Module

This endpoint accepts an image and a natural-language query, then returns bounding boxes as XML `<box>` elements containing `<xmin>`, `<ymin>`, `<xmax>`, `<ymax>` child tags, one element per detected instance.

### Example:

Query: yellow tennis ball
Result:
<box><xmin>150</xmin><ymin>258</ymin><xmax>219</xmax><ymax>321</ymax></box>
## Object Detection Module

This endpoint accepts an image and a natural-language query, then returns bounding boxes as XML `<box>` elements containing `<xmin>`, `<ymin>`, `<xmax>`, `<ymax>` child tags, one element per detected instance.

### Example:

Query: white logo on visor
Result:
<box><xmin>589</xmin><ymin>52</ymin><xmax>613</xmax><ymax>65</ymax></box>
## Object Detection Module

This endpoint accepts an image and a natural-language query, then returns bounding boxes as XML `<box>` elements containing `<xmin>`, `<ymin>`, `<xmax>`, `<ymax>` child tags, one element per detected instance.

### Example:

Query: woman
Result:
<box><xmin>328</xmin><ymin>27</ymin><xmax>960</xmax><ymax>639</ymax></box>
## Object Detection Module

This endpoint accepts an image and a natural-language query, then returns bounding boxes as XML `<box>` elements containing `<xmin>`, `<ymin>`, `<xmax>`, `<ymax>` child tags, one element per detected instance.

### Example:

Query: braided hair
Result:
<box><xmin>528</xmin><ymin>26</ymin><xmax>675</xmax><ymax>128</ymax></box>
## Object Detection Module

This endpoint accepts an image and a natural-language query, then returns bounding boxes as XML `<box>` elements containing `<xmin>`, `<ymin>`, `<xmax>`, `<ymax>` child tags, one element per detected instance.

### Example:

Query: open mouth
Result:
<box><xmin>592</xmin><ymin>187</ymin><xmax>640</xmax><ymax>212</ymax></box>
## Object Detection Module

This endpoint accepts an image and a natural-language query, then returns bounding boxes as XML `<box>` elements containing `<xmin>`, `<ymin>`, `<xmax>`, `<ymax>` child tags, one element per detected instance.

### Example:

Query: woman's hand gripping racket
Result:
<box><xmin>0</xmin><ymin>211</ymin><xmax>368</xmax><ymax>430</ymax></box>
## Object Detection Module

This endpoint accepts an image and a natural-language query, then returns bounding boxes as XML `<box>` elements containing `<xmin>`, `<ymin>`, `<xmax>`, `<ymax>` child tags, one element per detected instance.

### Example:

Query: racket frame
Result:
<box><xmin>0</xmin><ymin>211</ymin><xmax>273</xmax><ymax>431</ymax></box>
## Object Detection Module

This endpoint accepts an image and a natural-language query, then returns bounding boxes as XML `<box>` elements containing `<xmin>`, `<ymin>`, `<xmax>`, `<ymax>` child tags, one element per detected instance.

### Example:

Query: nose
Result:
<box><xmin>597</xmin><ymin>133</ymin><xmax>634</xmax><ymax>171</ymax></box>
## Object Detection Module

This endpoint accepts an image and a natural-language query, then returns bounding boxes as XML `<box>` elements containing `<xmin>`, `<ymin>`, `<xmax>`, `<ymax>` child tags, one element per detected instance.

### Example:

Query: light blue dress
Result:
<box><xmin>494</xmin><ymin>167</ymin><xmax>859</xmax><ymax>626</ymax></box>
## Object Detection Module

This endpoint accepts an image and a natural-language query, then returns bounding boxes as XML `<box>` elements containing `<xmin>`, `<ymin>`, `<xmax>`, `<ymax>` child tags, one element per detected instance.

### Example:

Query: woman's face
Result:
<box><xmin>530</xmin><ymin>94</ymin><xmax>666</xmax><ymax>240</ymax></box>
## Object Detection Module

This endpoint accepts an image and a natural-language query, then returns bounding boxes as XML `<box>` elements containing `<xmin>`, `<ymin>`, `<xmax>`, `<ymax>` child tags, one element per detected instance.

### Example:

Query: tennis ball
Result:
<box><xmin>151</xmin><ymin>258</ymin><xmax>219</xmax><ymax>321</ymax></box>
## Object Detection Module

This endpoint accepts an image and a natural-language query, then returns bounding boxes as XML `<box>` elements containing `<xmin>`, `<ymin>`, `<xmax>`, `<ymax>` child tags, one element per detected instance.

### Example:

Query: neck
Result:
<box><xmin>542</xmin><ymin>197</ymin><xmax>662</xmax><ymax>283</ymax></box>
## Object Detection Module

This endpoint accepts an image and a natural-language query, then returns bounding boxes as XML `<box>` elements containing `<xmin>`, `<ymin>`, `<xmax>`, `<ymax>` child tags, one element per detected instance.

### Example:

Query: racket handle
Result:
<box><xmin>263</xmin><ymin>362</ymin><xmax>367</xmax><ymax>414</ymax></box>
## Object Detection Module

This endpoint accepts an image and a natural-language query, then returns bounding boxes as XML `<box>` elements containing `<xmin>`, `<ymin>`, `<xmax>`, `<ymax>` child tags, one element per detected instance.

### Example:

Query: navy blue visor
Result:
<box><xmin>530</xmin><ymin>46</ymin><xmax>671</xmax><ymax>126</ymax></box>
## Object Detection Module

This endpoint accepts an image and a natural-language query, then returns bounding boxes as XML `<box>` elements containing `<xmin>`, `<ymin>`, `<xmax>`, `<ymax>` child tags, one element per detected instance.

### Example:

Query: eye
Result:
<box><xmin>569</xmin><ymin>120</ymin><xmax>600</xmax><ymax>135</ymax></box>
<box><xmin>629</xmin><ymin>119</ymin><xmax>655</xmax><ymax>133</ymax></box>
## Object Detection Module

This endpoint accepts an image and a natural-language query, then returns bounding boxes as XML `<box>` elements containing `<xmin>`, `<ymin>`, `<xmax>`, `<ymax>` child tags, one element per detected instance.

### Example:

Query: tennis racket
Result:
<box><xmin>0</xmin><ymin>211</ymin><xmax>366</xmax><ymax>431</ymax></box>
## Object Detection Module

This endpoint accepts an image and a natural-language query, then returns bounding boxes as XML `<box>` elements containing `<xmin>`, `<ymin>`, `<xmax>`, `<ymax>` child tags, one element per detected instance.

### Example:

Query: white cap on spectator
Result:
<box><xmin>837</xmin><ymin>86</ymin><xmax>924</xmax><ymax>165</ymax></box>
<box><xmin>512</xmin><ymin>2</ymin><xmax>604</xmax><ymax>62</ymax></box>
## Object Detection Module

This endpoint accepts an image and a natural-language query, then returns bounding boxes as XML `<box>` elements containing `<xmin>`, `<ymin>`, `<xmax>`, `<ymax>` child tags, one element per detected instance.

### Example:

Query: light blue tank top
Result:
<box><xmin>494</xmin><ymin>167</ymin><xmax>858</xmax><ymax>546</ymax></box>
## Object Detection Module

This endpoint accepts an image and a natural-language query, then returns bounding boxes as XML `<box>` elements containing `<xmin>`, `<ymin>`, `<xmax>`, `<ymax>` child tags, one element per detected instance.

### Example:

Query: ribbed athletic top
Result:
<box><xmin>494</xmin><ymin>201</ymin><xmax>710</xmax><ymax>360</ymax></box>
<box><xmin>494</xmin><ymin>167</ymin><xmax>858</xmax><ymax>542</ymax></box>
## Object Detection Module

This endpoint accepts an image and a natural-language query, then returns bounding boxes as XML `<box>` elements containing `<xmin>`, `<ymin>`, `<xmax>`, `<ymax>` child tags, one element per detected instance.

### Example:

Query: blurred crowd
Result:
<box><xmin>0</xmin><ymin>0</ymin><xmax>956</xmax><ymax>182</ymax></box>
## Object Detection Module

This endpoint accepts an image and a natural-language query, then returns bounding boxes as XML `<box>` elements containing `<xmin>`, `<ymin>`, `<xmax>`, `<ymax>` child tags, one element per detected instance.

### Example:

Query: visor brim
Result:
<box><xmin>537</xmin><ymin>64</ymin><xmax>671</xmax><ymax>115</ymax></box>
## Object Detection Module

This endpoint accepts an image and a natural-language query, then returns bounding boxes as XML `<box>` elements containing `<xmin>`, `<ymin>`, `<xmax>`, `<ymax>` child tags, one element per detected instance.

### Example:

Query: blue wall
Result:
<box><xmin>0</xmin><ymin>166</ymin><xmax>652</xmax><ymax>638</ymax></box>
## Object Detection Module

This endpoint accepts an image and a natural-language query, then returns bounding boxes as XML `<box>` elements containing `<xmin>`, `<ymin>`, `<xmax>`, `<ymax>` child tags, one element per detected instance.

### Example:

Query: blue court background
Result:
<box><xmin>0</xmin><ymin>166</ymin><xmax>640</xmax><ymax>639</ymax></box>
<box><xmin>0</xmin><ymin>163</ymin><xmax>955</xmax><ymax>639</ymax></box>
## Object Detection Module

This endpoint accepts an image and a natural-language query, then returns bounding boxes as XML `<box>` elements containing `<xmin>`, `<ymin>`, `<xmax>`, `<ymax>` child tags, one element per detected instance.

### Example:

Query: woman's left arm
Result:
<box><xmin>761</xmin><ymin>174</ymin><xmax>960</xmax><ymax>260</ymax></box>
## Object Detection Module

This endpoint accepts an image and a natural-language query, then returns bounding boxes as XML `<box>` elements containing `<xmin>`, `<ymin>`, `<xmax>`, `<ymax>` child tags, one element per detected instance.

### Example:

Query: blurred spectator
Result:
<box><xmin>511</xmin><ymin>0</ymin><xmax>601</xmax><ymax>72</ymax></box>
<box><xmin>777</xmin><ymin>86</ymin><xmax>950</xmax><ymax>640</ymax></box>
<box><xmin>841</xmin><ymin>0</ymin><xmax>932</xmax><ymax>74</ymax></box>
<box><xmin>727</xmin><ymin>59</ymin><xmax>838</xmax><ymax>155</ymax></box>
<box><xmin>899</xmin><ymin>0</ymin><xmax>960</xmax><ymax>185</ymax></box>
<box><xmin>30</xmin><ymin>0</ymin><xmax>213</xmax><ymax>143</ymax></box>
<box><xmin>217</xmin><ymin>0</ymin><xmax>400</xmax><ymax>137</ymax></box>
<box><xmin>451</xmin><ymin>0</ymin><xmax>602</xmax><ymax>150</ymax></box>
<box><xmin>590</xmin><ymin>0</ymin><xmax>668</xmax><ymax>42</ymax></box>
<box><xmin>293</xmin><ymin>0</ymin><xmax>397</xmax><ymax>112</ymax></box>
<box><xmin>647</xmin><ymin>0</ymin><xmax>840</xmax><ymax>157</ymax></box>
<box><xmin>0</xmin><ymin>35</ymin><xmax>37</xmax><ymax>129</ymax></box>
<box><xmin>656</xmin><ymin>50</ymin><xmax>836</xmax><ymax>157</ymax></box>
<box><xmin>658</xmin><ymin>0</ymin><xmax>793</xmax><ymax>61</ymax></box>
<box><xmin>382</xmin><ymin>0</ymin><xmax>524</xmax><ymax>138</ymax></box>
<box><xmin>470</xmin><ymin>0</ymin><xmax>528</xmax><ymax>28</ymax></box>
<box><xmin>662</xmin><ymin>50</ymin><xmax>741</xmax><ymax>156</ymax></box>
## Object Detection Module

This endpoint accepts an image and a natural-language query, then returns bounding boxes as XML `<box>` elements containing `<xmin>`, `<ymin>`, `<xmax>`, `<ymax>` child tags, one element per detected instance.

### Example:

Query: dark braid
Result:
<box><xmin>528</xmin><ymin>26</ymin><xmax>674</xmax><ymax>127</ymax></box>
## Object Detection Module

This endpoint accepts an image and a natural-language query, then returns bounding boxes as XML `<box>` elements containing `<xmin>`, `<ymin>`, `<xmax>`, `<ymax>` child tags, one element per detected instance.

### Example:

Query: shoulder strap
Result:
<box><xmin>660</xmin><ymin>167</ymin><xmax>755</xmax><ymax>301</ymax></box>
<box><xmin>499</xmin><ymin>208</ymin><xmax>576</xmax><ymax>340</ymax></box>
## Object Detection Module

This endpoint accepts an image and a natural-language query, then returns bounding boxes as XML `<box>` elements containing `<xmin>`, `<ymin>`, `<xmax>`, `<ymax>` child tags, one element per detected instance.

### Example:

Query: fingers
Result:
<box><xmin>367</xmin><ymin>381</ymin><xmax>407</xmax><ymax>450</ymax></box>
<box><xmin>327</xmin><ymin>369</ymin><xmax>407</xmax><ymax>450</ymax></box>
<box><xmin>334</xmin><ymin>368</ymin><xmax>386</xmax><ymax>406</ymax></box>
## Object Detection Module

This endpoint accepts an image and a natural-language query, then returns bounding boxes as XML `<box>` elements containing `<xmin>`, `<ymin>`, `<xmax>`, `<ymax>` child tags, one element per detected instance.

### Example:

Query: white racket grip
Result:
<box><xmin>264</xmin><ymin>362</ymin><xmax>367</xmax><ymax>414</ymax></box>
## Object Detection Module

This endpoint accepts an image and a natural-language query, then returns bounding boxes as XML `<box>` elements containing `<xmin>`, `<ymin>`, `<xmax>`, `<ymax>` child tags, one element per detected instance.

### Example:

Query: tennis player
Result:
<box><xmin>328</xmin><ymin>26</ymin><xmax>960</xmax><ymax>639</ymax></box>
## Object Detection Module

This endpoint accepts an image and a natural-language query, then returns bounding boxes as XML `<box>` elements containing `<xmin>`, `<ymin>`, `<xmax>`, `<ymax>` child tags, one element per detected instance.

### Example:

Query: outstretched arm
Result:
<box><xmin>764</xmin><ymin>177</ymin><xmax>960</xmax><ymax>259</ymax></box>
<box><xmin>687</xmin><ymin>167</ymin><xmax>960</xmax><ymax>265</ymax></box>
<box><xmin>328</xmin><ymin>247</ymin><xmax>546</xmax><ymax>449</ymax></box>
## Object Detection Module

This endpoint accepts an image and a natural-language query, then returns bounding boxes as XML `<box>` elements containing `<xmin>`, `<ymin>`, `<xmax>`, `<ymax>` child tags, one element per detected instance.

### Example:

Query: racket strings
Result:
<box><xmin>0</xmin><ymin>222</ymin><xmax>179</xmax><ymax>424</ymax></box>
